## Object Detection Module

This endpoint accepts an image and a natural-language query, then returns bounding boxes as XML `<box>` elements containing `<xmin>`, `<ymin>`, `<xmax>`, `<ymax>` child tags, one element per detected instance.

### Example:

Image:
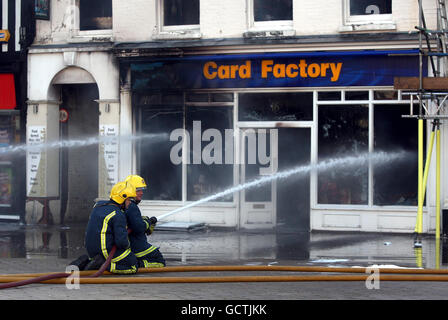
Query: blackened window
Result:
<box><xmin>254</xmin><ymin>0</ymin><xmax>292</xmax><ymax>21</ymax></box>
<box><xmin>350</xmin><ymin>0</ymin><xmax>391</xmax><ymax>15</ymax></box>
<box><xmin>164</xmin><ymin>0</ymin><xmax>199</xmax><ymax>26</ymax></box>
<box><xmin>80</xmin><ymin>0</ymin><xmax>112</xmax><ymax>31</ymax></box>
<box><xmin>373</xmin><ymin>104</ymin><xmax>419</xmax><ymax>206</ymax></box>
<box><xmin>138</xmin><ymin>103</ymin><xmax>183</xmax><ymax>201</ymax></box>
<box><xmin>239</xmin><ymin>92</ymin><xmax>313</xmax><ymax>121</ymax></box>
<box><xmin>318</xmin><ymin>105</ymin><xmax>369</xmax><ymax>205</ymax></box>
<box><xmin>186</xmin><ymin>106</ymin><xmax>234</xmax><ymax>202</ymax></box>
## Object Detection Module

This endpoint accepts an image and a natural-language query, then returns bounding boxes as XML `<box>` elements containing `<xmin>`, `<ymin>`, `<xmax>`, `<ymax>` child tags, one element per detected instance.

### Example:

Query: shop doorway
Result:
<box><xmin>60</xmin><ymin>84</ymin><xmax>99</xmax><ymax>223</ymax></box>
<box><xmin>276</xmin><ymin>127</ymin><xmax>310</xmax><ymax>232</ymax></box>
<box><xmin>240</xmin><ymin>127</ymin><xmax>310</xmax><ymax>231</ymax></box>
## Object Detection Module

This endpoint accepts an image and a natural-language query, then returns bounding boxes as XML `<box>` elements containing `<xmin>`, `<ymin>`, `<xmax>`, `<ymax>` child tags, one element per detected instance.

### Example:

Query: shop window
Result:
<box><xmin>138</xmin><ymin>105</ymin><xmax>183</xmax><ymax>201</ymax></box>
<box><xmin>163</xmin><ymin>0</ymin><xmax>199</xmax><ymax>26</ymax></box>
<box><xmin>318</xmin><ymin>105</ymin><xmax>369</xmax><ymax>205</ymax></box>
<box><xmin>238</xmin><ymin>92</ymin><xmax>313</xmax><ymax>121</ymax></box>
<box><xmin>253</xmin><ymin>0</ymin><xmax>292</xmax><ymax>22</ymax></box>
<box><xmin>186</xmin><ymin>106</ymin><xmax>234</xmax><ymax>202</ymax></box>
<box><xmin>186</xmin><ymin>93</ymin><xmax>234</xmax><ymax>103</ymax></box>
<box><xmin>374</xmin><ymin>90</ymin><xmax>398</xmax><ymax>100</ymax></box>
<box><xmin>345</xmin><ymin>91</ymin><xmax>369</xmax><ymax>101</ymax></box>
<box><xmin>79</xmin><ymin>0</ymin><xmax>112</xmax><ymax>31</ymax></box>
<box><xmin>0</xmin><ymin>114</ymin><xmax>20</xmax><ymax>208</ymax></box>
<box><xmin>318</xmin><ymin>91</ymin><xmax>341</xmax><ymax>101</ymax></box>
<box><xmin>373</xmin><ymin>104</ymin><xmax>420</xmax><ymax>206</ymax></box>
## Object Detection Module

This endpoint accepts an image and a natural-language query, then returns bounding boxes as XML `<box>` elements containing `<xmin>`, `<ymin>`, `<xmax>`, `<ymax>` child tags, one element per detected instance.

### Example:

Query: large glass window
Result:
<box><xmin>239</xmin><ymin>92</ymin><xmax>313</xmax><ymax>121</ymax></box>
<box><xmin>80</xmin><ymin>0</ymin><xmax>112</xmax><ymax>31</ymax></box>
<box><xmin>163</xmin><ymin>0</ymin><xmax>199</xmax><ymax>26</ymax></box>
<box><xmin>373</xmin><ymin>104</ymin><xmax>419</xmax><ymax>206</ymax></box>
<box><xmin>318</xmin><ymin>105</ymin><xmax>369</xmax><ymax>205</ymax></box>
<box><xmin>138</xmin><ymin>99</ymin><xmax>183</xmax><ymax>201</ymax></box>
<box><xmin>350</xmin><ymin>0</ymin><xmax>392</xmax><ymax>16</ymax></box>
<box><xmin>186</xmin><ymin>106</ymin><xmax>234</xmax><ymax>202</ymax></box>
<box><xmin>254</xmin><ymin>0</ymin><xmax>292</xmax><ymax>21</ymax></box>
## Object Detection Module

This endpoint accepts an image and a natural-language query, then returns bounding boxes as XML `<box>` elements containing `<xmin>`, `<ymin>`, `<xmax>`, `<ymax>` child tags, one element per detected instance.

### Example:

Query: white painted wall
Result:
<box><xmin>33</xmin><ymin>1</ymin><xmax>438</xmax><ymax>44</ymax></box>
<box><xmin>28</xmin><ymin>50</ymin><xmax>119</xmax><ymax>101</ymax></box>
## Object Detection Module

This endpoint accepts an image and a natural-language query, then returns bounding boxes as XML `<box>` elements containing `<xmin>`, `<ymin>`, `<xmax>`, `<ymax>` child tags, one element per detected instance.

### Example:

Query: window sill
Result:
<box><xmin>339</xmin><ymin>23</ymin><xmax>396</xmax><ymax>33</ymax></box>
<box><xmin>152</xmin><ymin>30</ymin><xmax>202</xmax><ymax>40</ymax></box>
<box><xmin>243</xmin><ymin>29</ymin><xmax>296</xmax><ymax>38</ymax></box>
<box><xmin>312</xmin><ymin>204</ymin><xmax>420</xmax><ymax>212</ymax></box>
<box><xmin>68</xmin><ymin>31</ymin><xmax>113</xmax><ymax>43</ymax></box>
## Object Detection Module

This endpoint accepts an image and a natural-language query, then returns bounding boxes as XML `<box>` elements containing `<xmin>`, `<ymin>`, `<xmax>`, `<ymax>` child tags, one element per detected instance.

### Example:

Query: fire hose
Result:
<box><xmin>0</xmin><ymin>227</ymin><xmax>128</xmax><ymax>290</ymax></box>
<box><xmin>3</xmin><ymin>265</ymin><xmax>448</xmax><ymax>288</ymax></box>
<box><xmin>0</xmin><ymin>245</ymin><xmax>118</xmax><ymax>290</ymax></box>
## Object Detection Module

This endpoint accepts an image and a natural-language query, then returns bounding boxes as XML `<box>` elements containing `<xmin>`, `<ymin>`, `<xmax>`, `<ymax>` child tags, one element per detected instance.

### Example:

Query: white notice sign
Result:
<box><xmin>26</xmin><ymin>126</ymin><xmax>46</xmax><ymax>197</ymax></box>
<box><xmin>99</xmin><ymin>124</ymin><xmax>119</xmax><ymax>196</ymax></box>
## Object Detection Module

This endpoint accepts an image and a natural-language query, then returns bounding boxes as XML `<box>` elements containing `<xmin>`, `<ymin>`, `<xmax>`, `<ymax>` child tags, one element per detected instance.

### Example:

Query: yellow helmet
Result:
<box><xmin>125</xmin><ymin>175</ymin><xmax>147</xmax><ymax>191</ymax></box>
<box><xmin>110</xmin><ymin>181</ymin><xmax>137</xmax><ymax>204</ymax></box>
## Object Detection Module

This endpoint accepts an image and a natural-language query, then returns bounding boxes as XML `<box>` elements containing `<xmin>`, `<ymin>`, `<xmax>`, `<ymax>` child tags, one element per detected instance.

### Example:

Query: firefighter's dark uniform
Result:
<box><xmin>85</xmin><ymin>200</ymin><xmax>138</xmax><ymax>274</ymax></box>
<box><xmin>126</xmin><ymin>201</ymin><xmax>166</xmax><ymax>268</ymax></box>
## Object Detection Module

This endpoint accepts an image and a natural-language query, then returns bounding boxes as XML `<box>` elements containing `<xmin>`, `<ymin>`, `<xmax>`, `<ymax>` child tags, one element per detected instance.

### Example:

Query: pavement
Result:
<box><xmin>1</xmin><ymin>222</ymin><xmax>448</xmax><ymax>301</ymax></box>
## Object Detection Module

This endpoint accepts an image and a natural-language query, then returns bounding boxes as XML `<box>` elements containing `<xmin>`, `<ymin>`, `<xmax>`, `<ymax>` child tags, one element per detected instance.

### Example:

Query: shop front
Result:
<box><xmin>126</xmin><ymin>49</ymin><xmax>429</xmax><ymax>232</ymax></box>
<box><xmin>0</xmin><ymin>73</ymin><xmax>25</xmax><ymax>221</ymax></box>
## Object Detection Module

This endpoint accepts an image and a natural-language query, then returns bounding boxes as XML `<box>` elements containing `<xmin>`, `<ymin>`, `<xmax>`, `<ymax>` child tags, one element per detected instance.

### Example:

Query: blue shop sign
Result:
<box><xmin>131</xmin><ymin>50</ymin><xmax>424</xmax><ymax>90</ymax></box>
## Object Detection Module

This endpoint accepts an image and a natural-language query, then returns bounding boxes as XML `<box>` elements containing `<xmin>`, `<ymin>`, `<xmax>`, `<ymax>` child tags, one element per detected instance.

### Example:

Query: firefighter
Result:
<box><xmin>83</xmin><ymin>180</ymin><xmax>139</xmax><ymax>274</ymax></box>
<box><xmin>125</xmin><ymin>174</ymin><xmax>166</xmax><ymax>268</ymax></box>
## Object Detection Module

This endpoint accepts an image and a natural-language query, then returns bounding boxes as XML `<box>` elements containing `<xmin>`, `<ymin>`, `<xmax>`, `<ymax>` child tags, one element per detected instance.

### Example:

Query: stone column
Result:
<box><xmin>25</xmin><ymin>100</ymin><xmax>60</xmax><ymax>224</ymax></box>
<box><xmin>119</xmin><ymin>72</ymin><xmax>133</xmax><ymax>181</ymax></box>
<box><xmin>97</xmin><ymin>99</ymin><xmax>120</xmax><ymax>199</ymax></box>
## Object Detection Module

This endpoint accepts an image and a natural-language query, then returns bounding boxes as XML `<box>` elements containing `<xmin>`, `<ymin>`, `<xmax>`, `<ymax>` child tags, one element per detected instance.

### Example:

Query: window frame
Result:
<box><xmin>315</xmin><ymin>88</ymin><xmax>417</xmax><ymax>210</ymax></box>
<box><xmin>136</xmin><ymin>92</ymin><xmax>236</xmax><ymax>206</ymax></box>
<box><xmin>69</xmin><ymin>0</ymin><xmax>113</xmax><ymax>41</ymax></box>
<box><xmin>135</xmin><ymin>88</ymin><xmax>417</xmax><ymax>212</ymax></box>
<box><xmin>247</xmin><ymin>0</ymin><xmax>294</xmax><ymax>32</ymax></box>
<box><xmin>155</xmin><ymin>0</ymin><xmax>201</xmax><ymax>38</ymax></box>
<box><xmin>341</xmin><ymin>0</ymin><xmax>395</xmax><ymax>32</ymax></box>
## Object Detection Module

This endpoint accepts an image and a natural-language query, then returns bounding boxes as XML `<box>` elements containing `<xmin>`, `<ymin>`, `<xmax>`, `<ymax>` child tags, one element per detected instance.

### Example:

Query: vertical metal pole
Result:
<box><xmin>419</xmin><ymin>0</ymin><xmax>423</xmax><ymax>112</ymax></box>
<box><xmin>436</xmin><ymin>123</ymin><xmax>441</xmax><ymax>239</ymax></box>
<box><xmin>422</xmin><ymin>126</ymin><xmax>435</xmax><ymax>202</ymax></box>
<box><xmin>417</xmin><ymin>119</ymin><xmax>424</xmax><ymax>235</ymax></box>
<box><xmin>415</xmin><ymin>0</ymin><xmax>425</xmax><ymax>245</ymax></box>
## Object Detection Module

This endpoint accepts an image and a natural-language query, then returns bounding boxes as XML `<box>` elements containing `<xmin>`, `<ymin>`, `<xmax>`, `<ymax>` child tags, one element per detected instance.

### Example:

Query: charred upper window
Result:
<box><xmin>80</xmin><ymin>0</ymin><xmax>112</xmax><ymax>31</ymax></box>
<box><xmin>254</xmin><ymin>0</ymin><xmax>292</xmax><ymax>22</ymax></box>
<box><xmin>350</xmin><ymin>0</ymin><xmax>391</xmax><ymax>15</ymax></box>
<box><xmin>163</xmin><ymin>0</ymin><xmax>199</xmax><ymax>26</ymax></box>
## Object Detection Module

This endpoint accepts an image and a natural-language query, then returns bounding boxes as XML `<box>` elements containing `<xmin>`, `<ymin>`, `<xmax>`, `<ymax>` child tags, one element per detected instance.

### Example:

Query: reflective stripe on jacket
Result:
<box><xmin>126</xmin><ymin>201</ymin><xmax>153</xmax><ymax>255</ymax></box>
<box><xmin>85</xmin><ymin>200</ymin><xmax>130</xmax><ymax>260</ymax></box>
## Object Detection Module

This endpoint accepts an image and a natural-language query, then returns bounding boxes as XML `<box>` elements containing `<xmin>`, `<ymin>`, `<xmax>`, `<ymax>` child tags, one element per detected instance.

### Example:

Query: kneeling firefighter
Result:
<box><xmin>125</xmin><ymin>174</ymin><xmax>166</xmax><ymax>268</ymax></box>
<box><xmin>83</xmin><ymin>181</ymin><xmax>139</xmax><ymax>274</ymax></box>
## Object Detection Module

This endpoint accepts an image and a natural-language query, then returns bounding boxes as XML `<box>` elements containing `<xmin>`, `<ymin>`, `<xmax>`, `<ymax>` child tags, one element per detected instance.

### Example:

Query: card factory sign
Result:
<box><xmin>131</xmin><ymin>50</ymin><xmax>425</xmax><ymax>90</ymax></box>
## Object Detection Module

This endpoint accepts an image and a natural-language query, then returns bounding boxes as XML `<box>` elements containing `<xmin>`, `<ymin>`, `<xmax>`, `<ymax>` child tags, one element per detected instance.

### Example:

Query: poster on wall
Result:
<box><xmin>0</xmin><ymin>166</ymin><xmax>12</xmax><ymax>207</ymax></box>
<box><xmin>0</xmin><ymin>127</ymin><xmax>10</xmax><ymax>148</ymax></box>
<box><xmin>99</xmin><ymin>124</ymin><xmax>119</xmax><ymax>197</ymax></box>
<box><xmin>35</xmin><ymin>0</ymin><xmax>50</xmax><ymax>20</ymax></box>
<box><xmin>26</xmin><ymin>126</ymin><xmax>46</xmax><ymax>197</ymax></box>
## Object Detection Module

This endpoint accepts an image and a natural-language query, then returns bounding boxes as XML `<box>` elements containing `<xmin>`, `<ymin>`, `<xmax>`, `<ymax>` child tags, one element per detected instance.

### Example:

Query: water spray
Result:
<box><xmin>156</xmin><ymin>151</ymin><xmax>408</xmax><ymax>221</ymax></box>
<box><xmin>0</xmin><ymin>133</ymin><xmax>168</xmax><ymax>155</ymax></box>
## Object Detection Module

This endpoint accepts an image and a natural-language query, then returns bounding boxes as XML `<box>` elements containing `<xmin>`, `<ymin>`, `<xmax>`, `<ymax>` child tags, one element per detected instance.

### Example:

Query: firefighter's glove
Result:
<box><xmin>143</xmin><ymin>216</ymin><xmax>157</xmax><ymax>235</ymax></box>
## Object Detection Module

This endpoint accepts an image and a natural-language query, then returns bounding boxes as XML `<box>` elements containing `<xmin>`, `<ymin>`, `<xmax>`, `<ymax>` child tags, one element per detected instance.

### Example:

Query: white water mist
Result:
<box><xmin>157</xmin><ymin>151</ymin><xmax>408</xmax><ymax>220</ymax></box>
<box><xmin>0</xmin><ymin>133</ymin><xmax>168</xmax><ymax>155</ymax></box>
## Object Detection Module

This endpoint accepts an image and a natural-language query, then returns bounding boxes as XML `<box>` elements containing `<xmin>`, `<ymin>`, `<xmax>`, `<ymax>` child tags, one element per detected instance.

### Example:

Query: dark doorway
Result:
<box><xmin>60</xmin><ymin>84</ymin><xmax>99</xmax><ymax>223</ymax></box>
<box><xmin>276</xmin><ymin>127</ymin><xmax>311</xmax><ymax>232</ymax></box>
